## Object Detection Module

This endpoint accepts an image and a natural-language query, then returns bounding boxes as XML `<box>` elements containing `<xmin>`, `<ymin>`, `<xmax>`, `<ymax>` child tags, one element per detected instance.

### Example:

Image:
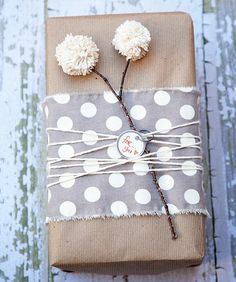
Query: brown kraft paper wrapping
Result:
<box><xmin>46</xmin><ymin>12</ymin><xmax>205</xmax><ymax>274</ymax></box>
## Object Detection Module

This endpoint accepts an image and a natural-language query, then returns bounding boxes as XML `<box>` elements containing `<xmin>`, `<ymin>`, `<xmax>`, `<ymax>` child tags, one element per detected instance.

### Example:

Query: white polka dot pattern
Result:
<box><xmin>180</xmin><ymin>132</ymin><xmax>196</xmax><ymax>146</ymax></box>
<box><xmin>155</xmin><ymin>118</ymin><xmax>172</xmax><ymax>133</ymax></box>
<box><xmin>106</xmin><ymin>116</ymin><xmax>122</xmax><ymax>131</ymax></box>
<box><xmin>184</xmin><ymin>189</ymin><xmax>200</xmax><ymax>204</ymax></box>
<box><xmin>180</xmin><ymin>105</ymin><xmax>195</xmax><ymax>120</ymax></box>
<box><xmin>107</xmin><ymin>144</ymin><xmax>121</xmax><ymax>159</ymax></box>
<box><xmin>130</xmin><ymin>105</ymin><xmax>146</xmax><ymax>120</ymax></box>
<box><xmin>59</xmin><ymin>201</ymin><xmax>76</xmax><ymax>217</ymax></box>
<box><xmin>109</xmin><ymin>173</ymin><xmax>125</xmax><ymax>188</ymax></box>
<box><xmin>161</xmin><ymin>204</ymin><xmax>179</xmax><ymax>215</ymax></box>
<box><xmin>178</xmin><ymin>87</ymin><xmax>194</xmax><ymax>92</ymax></box>
<box><xmin>159</xmin><ymin>175</ymin><xmax>174</xmax><ymax>190</ymax></box>
<box><xmin>133</xmin><ymin>162</ymin><xmax>149</xmax><ymax>176</ymax></box>
<box><xmin>181</xmin><ymin>161</ymin><xmax>197</xmax><ymax>176</ymax></box>
<box><xmin>135</xmin><ymin>189</ymin><xmax>151</xmax><ymax>204</ymax></box>
<box><xmin>110</xmin><ymin>201</ymin><xmax>128</xmax><ymax>216</ymax></box>
<box><xmin>59</xmin><ymin>173</ymin><xmax>75</xmax><ymax>188</ymax></box>
<box><xmin>154</xmin><ymin>91</ymin><xmax>170</xmax><ymax>106</ymax></box>
<box><xmin>82</xmin><ymin>130</ymin><xmax>98</xmax><ymax>145</ymax></box>
<box><xmin>57</xmin><ymin>116</ymin><xmax>73</xmax><ymax>130</ymax></box>
<box><xmin>80</xmin><ymin>102</ymin><xmax>97</xmax><ymax>118</ymax></box>
<box><xmin>53</xmin><ymin>94</ymin><xmax>70</xmax><ymax>104</ymax></box>
<box><xmin>83</xmin><ymin>160</ymin><xmax>100</xmax><ymax>173</ymax></box>
<box><xmin>58</xmin><ymin>145</ymin><xmax>74</xmax><ymax>158</ymax></box>
<box><xmin>156</xmin><ymin>147</ymin><xmax>172</xmax><ymax>162</ymax></box>
<box><xmin>44</xmin><ymin>88</ymin><xmax>204</xmax><ymax>220</ymax></box>
<box><xmin>104</xmin><ymin>91</ymin><xmax>118</xmax><ymax>104</ymax></box>
<box><xmin>84</xmin><ymin>187</ymin><xmax>101</xmax><ymax>202</ymax></box>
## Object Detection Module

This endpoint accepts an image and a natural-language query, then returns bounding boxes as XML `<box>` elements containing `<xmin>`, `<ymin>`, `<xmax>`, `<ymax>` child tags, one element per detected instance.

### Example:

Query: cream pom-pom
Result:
<box><xmin>112</xmin><ymin>20</ymin><xmax>151</xmax><ymax>61</ymax></box>
<box><xmin>55</xmin><ymin>34</ymin><xmax>99</xmax><ymax>76</ymax></box>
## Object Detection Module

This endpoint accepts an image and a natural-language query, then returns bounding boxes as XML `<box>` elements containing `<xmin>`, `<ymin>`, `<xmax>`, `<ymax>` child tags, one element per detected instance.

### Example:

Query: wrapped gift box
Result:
<box><xmin>45</xmin><ymin>12</ymin><xmax>206</xmax><ymax>275</ymax></box>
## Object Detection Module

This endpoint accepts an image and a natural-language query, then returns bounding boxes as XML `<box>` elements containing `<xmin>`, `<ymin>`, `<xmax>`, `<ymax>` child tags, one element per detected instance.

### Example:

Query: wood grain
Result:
<box><xmin>0</xmin><ymin>1</ymin><xmax>47</xmax><ymax>281</ymax></box>
<box><xmin>203</xmin><ymin>0</ymin><xmax>236</xmax><ymax>280</ymax></box>
<box><xmin>0</xmin><ymin>0</ymin><xmax>235</xmax><ymax>281</ymax></box>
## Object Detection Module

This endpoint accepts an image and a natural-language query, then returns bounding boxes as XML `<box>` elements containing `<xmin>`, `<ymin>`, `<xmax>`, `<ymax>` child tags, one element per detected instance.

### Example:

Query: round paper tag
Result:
<box><xmin>117</xmin><ymin>130</ymin><xmax>146</xmax><ymax>159</ymax></box>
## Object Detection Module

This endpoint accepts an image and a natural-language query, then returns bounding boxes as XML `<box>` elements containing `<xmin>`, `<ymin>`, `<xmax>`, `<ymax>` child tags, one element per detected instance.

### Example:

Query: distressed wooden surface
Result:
<box><xmin>0</xmin><ymin>0</ymin><xmax>235</xmax><ymax>281</ymax></box>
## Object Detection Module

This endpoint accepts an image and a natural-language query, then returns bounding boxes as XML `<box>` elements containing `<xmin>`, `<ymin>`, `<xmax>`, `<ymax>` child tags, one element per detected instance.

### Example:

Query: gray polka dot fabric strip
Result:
<box><xmin>43</xmin><ymin>88</ymin><xmax>207</xmax><ymax>222</ymax></box>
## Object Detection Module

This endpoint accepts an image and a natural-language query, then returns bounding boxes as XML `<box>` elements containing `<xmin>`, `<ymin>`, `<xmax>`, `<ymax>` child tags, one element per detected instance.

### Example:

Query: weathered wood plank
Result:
<box><xmin>0</xmin><ymin>0</ymin><xmax>47</xmax><ymax>281</ymax></box>
<box><xmin>203</xmin><ymin>0</ymin><xmax>236</xmax><ymax>280</ymax></box>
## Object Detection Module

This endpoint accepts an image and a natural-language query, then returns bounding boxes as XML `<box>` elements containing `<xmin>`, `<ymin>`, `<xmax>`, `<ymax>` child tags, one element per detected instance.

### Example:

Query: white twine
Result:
<box><xmin>47</xmin><ymin>121</ymin><xmax>202</xmax><ymax>188</ymax></box>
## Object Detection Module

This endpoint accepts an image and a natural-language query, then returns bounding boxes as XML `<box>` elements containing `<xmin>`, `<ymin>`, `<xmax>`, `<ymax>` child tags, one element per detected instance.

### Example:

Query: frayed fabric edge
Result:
<box><xmin>45</xmin><ymin>209</ymin><xmax>210</xmax><ymax>224</ymax></box>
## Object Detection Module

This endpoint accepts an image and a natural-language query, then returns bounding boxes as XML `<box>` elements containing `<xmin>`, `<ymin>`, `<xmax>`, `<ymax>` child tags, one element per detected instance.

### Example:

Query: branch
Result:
<box><xmin>144</xmin><ymin>146</ymin><xmax>178</xmax><ymax>239</ymax></box>
<box><xmin>119</xmin><ymin>59</ymin><xmax>131</xmax><ymax>97</ymax></box>
<box><xmin>93</xmin><ymin>68</ymin><xmax>177</xmax><ymax>239</ymax></box>
<box><xmin>93</xmin><ymin>69</ymin><xmax>119</xmax><ymax>99</ymax></box>
<box><xmin>94</xmin><ymin>69</ymin><xmax>135</xmax><ymax>130</ymax></box>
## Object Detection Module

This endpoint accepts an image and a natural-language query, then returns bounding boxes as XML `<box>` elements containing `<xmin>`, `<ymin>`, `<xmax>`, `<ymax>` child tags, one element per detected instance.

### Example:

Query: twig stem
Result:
<box><xmin>93</xmin><ymin>67</ymin><xmax>177</xmax><ymax>239</ymax></box>
<box><xmin>119</xmin><ymin>59</ymin><xmax>131</xmax><ymax>97</ymax></box>
<box><xmin>94</xmin><ymin>69</ymin><xmax>135</xmax><ymax>130</ymax></box>
<box><xmin>145</xmin><ymin>146</ymin><xmax>178</xmax><ymax>239</ymax></box>
<box><xmin>93</xmin><ymin>69</ymin><xmax>117</xmax><ymax>97</ymax></box>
